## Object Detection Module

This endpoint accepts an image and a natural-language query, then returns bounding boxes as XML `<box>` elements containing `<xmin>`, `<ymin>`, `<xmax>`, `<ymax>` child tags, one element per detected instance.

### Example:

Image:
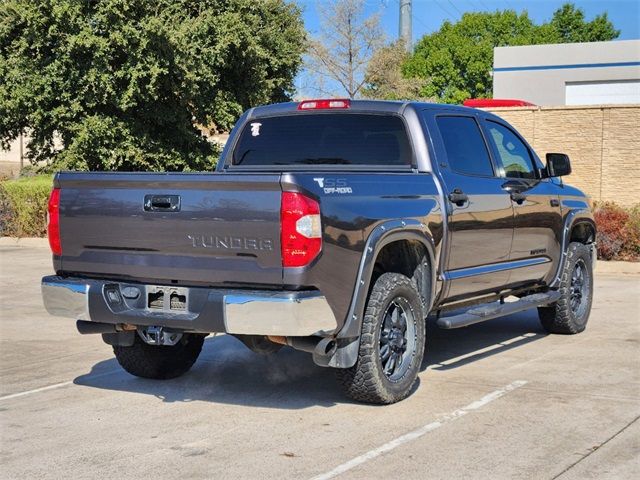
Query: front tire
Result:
<box><xmin>337</xmin><ymin>273</ymin><xmax>426</xmax><ymax>404</ymax></box>
<box><xmin>538</xmin><ymin>242</ymin><xmax>594</xmax><ymax>334</ymax></box>
<box><xmin>113</xmin><ymin>333</ymin><xmax>205</xmax><ymax>379</ymax></box>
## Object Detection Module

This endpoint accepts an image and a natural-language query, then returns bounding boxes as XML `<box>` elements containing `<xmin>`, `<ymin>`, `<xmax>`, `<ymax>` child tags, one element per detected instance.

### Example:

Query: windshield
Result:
<box><xmin>232</xmin><ymin>113</ymin><xmax>412</xmax><ymax>166</ymax></box>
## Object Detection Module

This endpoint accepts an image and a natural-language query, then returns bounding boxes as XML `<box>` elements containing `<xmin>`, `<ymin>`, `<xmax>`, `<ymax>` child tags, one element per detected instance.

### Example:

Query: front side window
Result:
<box><xmin>486</xmin><ymin>121</ymin><xmax>537</xmax><ymax>179</ymax></box>
<box><xmin>435</xmin><ymin>116</ymin><xmax>494</xmax><ymax>177</ymax></box>
<box><xmin>232</xmin><ymin>114</ymin><xmax>412</xmax><ymax>166</ymax></box>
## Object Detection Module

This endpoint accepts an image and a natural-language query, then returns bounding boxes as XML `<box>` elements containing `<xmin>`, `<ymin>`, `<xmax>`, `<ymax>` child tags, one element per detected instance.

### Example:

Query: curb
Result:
<box><xmin>0</xmin><ymin>237</ymin><xmax>50</xmax><ymax>248</ymax></box>
<box><xmin>595</xmin><ymin>260</ymin><xmax>640</xmax><ymax>275</ymax></box>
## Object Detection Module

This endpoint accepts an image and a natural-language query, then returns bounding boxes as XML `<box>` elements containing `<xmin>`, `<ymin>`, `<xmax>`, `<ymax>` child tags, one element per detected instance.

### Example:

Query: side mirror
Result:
<box><xmin>545</xmin><ymin>153</ymin><xmax>572</xmax><ymax>177</ymax></box>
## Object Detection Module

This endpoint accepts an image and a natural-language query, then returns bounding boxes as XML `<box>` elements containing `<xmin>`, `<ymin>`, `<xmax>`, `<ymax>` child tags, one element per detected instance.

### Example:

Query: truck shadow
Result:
<box><xmin>422</xmin><ymin>308</ymin><xmax>546</xmax><ymax>371</ymax></box>
<box><xmin>74</xmin><ymin>334</ymin><xmax>340</xmax><ymax>409</ymax></box>
<box><xmin>74</xmin><ymin>310</ymin><xmax>547</xmax><ymax>408</ymax></box>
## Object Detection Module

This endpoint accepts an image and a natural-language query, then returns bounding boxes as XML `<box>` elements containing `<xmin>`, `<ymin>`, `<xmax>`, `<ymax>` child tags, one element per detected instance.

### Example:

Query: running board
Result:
<box><xmin>437</xmin><ymin>291</ymin><xmax>561</xmax><ymax>329</ymax></box>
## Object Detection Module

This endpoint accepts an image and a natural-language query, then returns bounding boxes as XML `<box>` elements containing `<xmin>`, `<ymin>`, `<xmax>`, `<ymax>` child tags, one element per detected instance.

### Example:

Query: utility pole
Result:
<box><xmin>19</xmin><ymin>131</ymin><xmax>23</xmax><ymax>171</ymax></box>
<box><xmin>399</xmin><ymin>0</ymin><xmax>412</xmax><ymax>52</ymax></box>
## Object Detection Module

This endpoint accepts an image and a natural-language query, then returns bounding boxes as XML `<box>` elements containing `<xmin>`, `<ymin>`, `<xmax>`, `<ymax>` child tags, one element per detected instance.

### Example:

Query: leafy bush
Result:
<box><xmin>0</xmin><ymin>176</ymin><xmax>52</xmax><ymax>237</ymax></box>
<box><xmin>594</xmin><ymin>202</ymin><xmax>640</xmax><ymax>261</ymax></box>
<box><xmin>625</xmin><ymin>204</ymin><xmax>640</xmax><ymax>259</ymax></box>
<box><xmin>0</xmin><ymin>0</ymin><xmax>306</xmax><ymax>172</ymax></box>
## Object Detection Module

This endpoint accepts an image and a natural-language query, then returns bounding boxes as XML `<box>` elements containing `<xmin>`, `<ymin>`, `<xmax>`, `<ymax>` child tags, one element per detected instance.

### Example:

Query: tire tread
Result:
<box><xmin>538</xmin><ymin>242</ymin><xmax>593</xmax><ymax>334</ymax></box>
<box><xmin>337</xmin><ymin>273</ymin><xmax>425</xmax><ymax>404</ymax></box>
<box><xmin>113</xmin><ymin>333</ymin><xmax>204</xmax><ymax>380</ymax></box>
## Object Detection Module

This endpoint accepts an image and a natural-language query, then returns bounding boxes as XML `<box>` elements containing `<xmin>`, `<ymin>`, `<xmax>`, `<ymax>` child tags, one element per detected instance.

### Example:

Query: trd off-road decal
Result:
<box><xmin>313</xmin><ymin>177</ymin><xmax>353</xmax><ymax>195</ymax></box>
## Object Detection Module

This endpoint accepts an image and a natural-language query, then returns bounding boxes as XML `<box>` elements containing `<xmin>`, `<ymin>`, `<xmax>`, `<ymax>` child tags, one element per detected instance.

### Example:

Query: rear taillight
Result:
<box><xmin>47</xmin><ymin>188</ymin><xmax>62</xmax><ymax>255</ymax></box>
<box><xmin>281</xmin><ymin>192</ymin><xmax>322</xmax><ymax>267</ymax></box>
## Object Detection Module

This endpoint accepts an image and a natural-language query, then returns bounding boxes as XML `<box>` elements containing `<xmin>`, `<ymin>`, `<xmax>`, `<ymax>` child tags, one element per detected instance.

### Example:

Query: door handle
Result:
<box><xmin>448</xmin><ymin>189</ymin><xmax>468</xmax><ymax>207</ymax></box>
<box><xmin>501</xmin><ymin>180</ymin><xmax>527</xmax><ymax>205</ymax></box>
<box><xmin>144</xmin><ymin>194</ymin><xmax>181</xmax><ymax>212</ymax></box>
<box><xmin>510</xmin><ymin>192</ymin><xmax>527</xmax><ymax>205</ymax></box>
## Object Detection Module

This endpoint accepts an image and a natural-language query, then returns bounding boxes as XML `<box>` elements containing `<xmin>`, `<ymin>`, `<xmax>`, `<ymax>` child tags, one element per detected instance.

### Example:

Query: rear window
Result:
<box><xmin>232</xmin><ymin>114</ymin><xmax>412</xmax><ymax>166</ymax></box>
<box><xmin>436</xmin><ymin>116</ymin><xmax>494</xmax><ymax>177</ymax></box>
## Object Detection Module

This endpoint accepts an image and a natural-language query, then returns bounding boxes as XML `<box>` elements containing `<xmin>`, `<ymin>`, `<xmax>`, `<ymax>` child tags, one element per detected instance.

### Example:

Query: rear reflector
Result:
<box><xmin>281</xmin><ymin>192</ymin><xmax>322</xmax><ymax>267</ymax></box>
<box><xmin>47</xmin><ymin>188</ymin><xmax>62</xmax><ymax>256</ymax></box>
<box><xmin>298</xmin><ymin>99</ymin><xmax>350</xmax><ymax>110</ymax></box>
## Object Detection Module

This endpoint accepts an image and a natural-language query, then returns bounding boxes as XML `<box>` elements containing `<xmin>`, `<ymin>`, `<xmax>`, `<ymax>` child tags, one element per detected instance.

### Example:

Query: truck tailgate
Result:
<box><xmin>56</xmin><ymin>172</ymin><xmax>283</xmax><ymax>286</ymax></box>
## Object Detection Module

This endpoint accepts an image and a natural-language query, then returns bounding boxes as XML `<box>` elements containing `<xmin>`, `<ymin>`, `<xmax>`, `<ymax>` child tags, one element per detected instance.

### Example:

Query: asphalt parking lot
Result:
<box><xmin>1</xmin><ymin>241</ymin><xmax>638</xmax><ymax>480</ymax></box>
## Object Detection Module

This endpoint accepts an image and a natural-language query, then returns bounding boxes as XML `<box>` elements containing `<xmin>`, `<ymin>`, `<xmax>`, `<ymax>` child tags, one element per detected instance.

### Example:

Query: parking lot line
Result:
<box><xmin>0</xmin><ymin>369</ymin><xmax>121</xmax><ymax>402</ymax></box>
<box><xmin>309</xmin><ymin>380</ymin><xmax>528</xmax><ymax>480</ymax></box>
<box><xmin>430</xmin><ymin>332</ymin><xmax>540</xmax><ymax>368</ymax></box>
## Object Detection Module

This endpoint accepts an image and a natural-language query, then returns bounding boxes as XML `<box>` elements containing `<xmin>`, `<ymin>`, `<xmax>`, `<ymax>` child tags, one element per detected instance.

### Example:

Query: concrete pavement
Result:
<box><xmin>0</xmin><ymin>241</ymin><xmax>638</xmax><ymax>479</ymax></box>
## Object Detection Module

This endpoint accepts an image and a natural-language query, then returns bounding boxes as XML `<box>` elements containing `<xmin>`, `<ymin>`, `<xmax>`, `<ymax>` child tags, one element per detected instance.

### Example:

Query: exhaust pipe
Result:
<box><xmin>287</xmin><ymin>336</ymin><xmax>320</xmax><ymax>354</ymax></box>
<box><xmin>267</xmin><ymin>335</ymin><xmax>337</xmax><ymax>358</ymax></box>
<box><xmin>76</xmin><ymin>320</ymin><xmax>136</xmax><ymax>335</ymax></box>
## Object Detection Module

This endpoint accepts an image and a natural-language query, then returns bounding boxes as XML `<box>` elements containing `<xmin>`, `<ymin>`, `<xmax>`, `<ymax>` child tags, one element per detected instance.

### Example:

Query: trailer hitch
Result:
<box><xmin>138</xmin><ymin>326</ymin><xmax>183</xmax><ymax>346</ymax></box>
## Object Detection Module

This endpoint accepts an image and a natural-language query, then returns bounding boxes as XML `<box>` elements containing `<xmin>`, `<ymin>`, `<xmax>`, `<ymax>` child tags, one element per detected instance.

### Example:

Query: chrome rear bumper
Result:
<box><xmin>41</xmin><ymin>276</ymin><xmax>337</xmax><ymax>336</ymax></box>
<box><xmin>224</xmin><ymin>292</ymin><xmax>336</xmax><ymax>335</ymax></box>
<box><xmin>41</xmin><ymin>277</ymin><xmax>91</xmax><ymax>320</ymax></box>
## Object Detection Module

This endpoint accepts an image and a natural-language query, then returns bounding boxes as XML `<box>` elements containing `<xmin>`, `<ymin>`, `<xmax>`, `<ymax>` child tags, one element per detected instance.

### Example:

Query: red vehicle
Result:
<box><xmin>463</xmin><ymin>99</ymin><xmax>536</xmax><ymax>108</ymax></box>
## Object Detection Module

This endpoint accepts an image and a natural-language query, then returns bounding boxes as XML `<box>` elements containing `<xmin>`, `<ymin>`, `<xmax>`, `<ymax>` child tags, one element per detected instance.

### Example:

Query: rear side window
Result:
<box><xmin>436</xmin><ymin>116</ymin><xmax>494</xmax><ymax>177</ymax></box>
<box><xmin>232</xmin><ymin>114</ymin><xmax>412</xmax><ymax>166</ymax></box>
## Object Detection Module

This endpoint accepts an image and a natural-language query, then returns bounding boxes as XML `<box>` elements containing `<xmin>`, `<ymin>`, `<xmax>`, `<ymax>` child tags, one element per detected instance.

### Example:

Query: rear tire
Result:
<box><xmin>538</xmin><ymin>242</ymin><xmax>593</xmax><ymax>334</ymax></box>
<box><xmin>113</xmin><ymin>333</ymin><xmax>205</xmax><ymax>379</ymax></box>
<box><xmin>336</xmin><ymin>273</ymin><xmax>426</xmax><ymax>404</ymax></box>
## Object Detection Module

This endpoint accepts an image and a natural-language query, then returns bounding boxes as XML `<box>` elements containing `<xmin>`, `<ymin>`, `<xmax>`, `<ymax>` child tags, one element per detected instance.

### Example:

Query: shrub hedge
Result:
<box><xmin>594</xmin><ymin>202</ymin><xmax>640</xmax><ymax>261</ymax></box>
<box><xmin>0</xmin><ymin>176</ymin><xmax>52</xmax><ymax>237</ymax></box>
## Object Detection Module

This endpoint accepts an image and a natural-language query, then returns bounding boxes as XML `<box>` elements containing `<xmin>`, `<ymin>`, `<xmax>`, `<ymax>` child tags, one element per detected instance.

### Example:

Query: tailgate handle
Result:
<box><xmin>144</xmin><ymin>195</ymin><xmax>181</xmax><ymax>212</ymax></box>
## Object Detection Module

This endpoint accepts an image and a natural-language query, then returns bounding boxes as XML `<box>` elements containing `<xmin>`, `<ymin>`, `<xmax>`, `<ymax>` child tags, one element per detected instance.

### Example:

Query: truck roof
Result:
<box><xmin>247</xmin><ymin>99</ymin><xmax>478</xmax><ymax>119</ymax></box>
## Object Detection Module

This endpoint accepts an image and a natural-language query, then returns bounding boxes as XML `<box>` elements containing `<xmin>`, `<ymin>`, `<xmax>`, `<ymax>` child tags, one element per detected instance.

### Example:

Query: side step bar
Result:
<box><xmin>437</xmin><ymin>291</ymin><xmax>561</xmax><ymax>329</ymax></box>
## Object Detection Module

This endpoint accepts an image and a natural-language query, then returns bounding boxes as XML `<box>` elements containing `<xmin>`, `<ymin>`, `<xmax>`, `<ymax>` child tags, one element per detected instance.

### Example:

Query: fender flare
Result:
<box><xmin>319</xmin><ymin>219</ymin><xmax>437</xmax><ymax>368</ymax></box>
<box><xmin>549</xmin><ymin>208</ymin><xmax>597</xmax><ymax>289</ymax></box>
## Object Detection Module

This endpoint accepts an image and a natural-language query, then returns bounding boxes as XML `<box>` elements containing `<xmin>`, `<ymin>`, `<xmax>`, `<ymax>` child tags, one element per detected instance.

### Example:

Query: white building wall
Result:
<box><xmin>493</xmin><ymin>40</ymin><xmax>640</xmax><ymax>106</ymax></box>
<box><xmin>565</xmin><ymin>80</ymin><xmax>640</xmax><ymax>105</ymax></box>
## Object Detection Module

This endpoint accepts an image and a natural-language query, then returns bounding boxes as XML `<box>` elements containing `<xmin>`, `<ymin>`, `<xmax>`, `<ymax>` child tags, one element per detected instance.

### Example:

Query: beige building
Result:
<box><xmin>493</xmin><ymin>40</ymin><xmax>640</xmax><ymax>106</ymax></box>
<box><xmin>486</xmin><ymin>104</ymin><xmax>639</xmax><ymax>207</ymax></box>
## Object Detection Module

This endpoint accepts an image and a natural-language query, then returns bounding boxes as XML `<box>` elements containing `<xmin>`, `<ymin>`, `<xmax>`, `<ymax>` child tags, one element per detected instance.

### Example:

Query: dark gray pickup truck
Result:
<box><xmin>42</xmin><ymin>99</ymin><xmax>596</xmax><ymax>404</ymax></box>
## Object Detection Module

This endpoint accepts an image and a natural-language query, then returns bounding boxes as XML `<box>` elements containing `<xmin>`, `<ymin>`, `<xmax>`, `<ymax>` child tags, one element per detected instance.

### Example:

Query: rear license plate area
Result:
<box><xmin>147</xmin><ymin>286</ymin><xmax>189</xmax><ymax>313</ymax></box>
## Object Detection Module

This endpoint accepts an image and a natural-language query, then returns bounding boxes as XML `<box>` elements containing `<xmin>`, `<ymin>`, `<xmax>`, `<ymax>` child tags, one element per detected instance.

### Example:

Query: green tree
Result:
<box><xmin>403</xmin><ymin>3</ymin><xmax>619</xmax><ymax>104</ymax></box>
<box><xmin>362</xmin><ymin>40</ymin><xmax>429</xmax><ymax>101</ymax></box>
<box><xmin>548</xmin><ymin>3</ymin><xmax>620</xmax><ymax>43</ymax></box>
<box><xmin>0</xmin><ymin>0</ymin><xmax>306</xmax><ymax>171</ymax></box>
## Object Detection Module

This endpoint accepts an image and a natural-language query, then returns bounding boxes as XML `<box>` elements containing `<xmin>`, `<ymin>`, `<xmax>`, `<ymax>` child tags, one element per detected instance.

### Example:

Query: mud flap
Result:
<box><xmin>314</xmin><ymin>337</ymin><xmax>359</xmax><ymax>368</ymax></box>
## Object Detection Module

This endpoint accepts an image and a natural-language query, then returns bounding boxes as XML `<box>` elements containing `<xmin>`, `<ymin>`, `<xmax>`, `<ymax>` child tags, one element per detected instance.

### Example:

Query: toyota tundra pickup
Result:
<box><xmin>41</xmin><ymin>99</ymin><xmax>597</xmax><ymax>404</ymax></box>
